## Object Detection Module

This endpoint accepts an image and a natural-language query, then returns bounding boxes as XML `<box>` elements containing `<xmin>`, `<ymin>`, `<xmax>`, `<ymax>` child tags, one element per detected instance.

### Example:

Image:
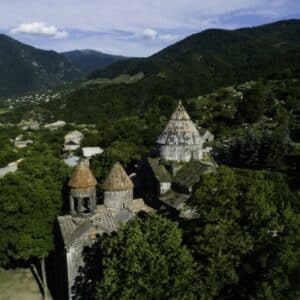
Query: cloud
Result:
<box><xmin>141</xmin><ymin>29</ymin><xmax>181</xmax><ymax>42</ymax></box>
<box><xmin>10</xmin><ymin>22</ymin><xmax>68</xmax><ymax>39</ymax></box>
<box><xmin>1</xmin><ymin>0</ymin><xmax>299</xmax><ymax>56</ymax></box>
<box><xmin>142</xmin><ymin>28</ymin><xmax>158</xmax><ymax>40</ymax></box>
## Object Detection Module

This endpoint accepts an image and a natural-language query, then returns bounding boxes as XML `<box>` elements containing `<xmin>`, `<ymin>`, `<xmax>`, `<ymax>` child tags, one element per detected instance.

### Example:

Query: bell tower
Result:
<box><xmin>68</xmin><ymin>160</ymin><xmax>98</xmax><ymax>218</ymax></box>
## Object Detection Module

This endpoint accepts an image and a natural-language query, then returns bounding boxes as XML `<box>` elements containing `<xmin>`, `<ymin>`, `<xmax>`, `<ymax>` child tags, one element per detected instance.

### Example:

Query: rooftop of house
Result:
<box><xmin>102</xmin><ymin>162</ymin><xmax>134</xmax><ymax>191</ymax></box>
<box><xmin>64</xmin><ymin>130</ymin><xmax>83</xmax><ymax>144</ymax></box>
<box><xmin>82</xmin><ymin>147</ymin><xmax>104</xmax><ymax>158</ymax></box>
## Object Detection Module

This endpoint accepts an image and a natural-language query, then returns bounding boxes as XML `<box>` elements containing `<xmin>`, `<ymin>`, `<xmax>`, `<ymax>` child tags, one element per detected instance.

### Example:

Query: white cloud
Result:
<box><xmin>10</xmin><ymin>22</ymin><xmax>69</xmax><ymax>39</ymax></box>
<box><xmin>141</xmin><ymin>29</ymin><xmax>181</xmax><ymax>42</ymax></box>
<box><xmin>1</xmin><ymin>0</ymin><xmax>298</xmax><ymax>56</ymax></box>
<box><xmin>142</xmin><ymin>28</ymin><xmax>158</xmax><ymax>40</ymax></box>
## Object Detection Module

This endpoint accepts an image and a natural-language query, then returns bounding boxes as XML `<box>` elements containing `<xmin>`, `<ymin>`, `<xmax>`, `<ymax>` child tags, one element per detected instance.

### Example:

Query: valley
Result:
<box><xmin>0</xmin><ymin>18</ymin><xmax>299</xmax><ymax>300</ymax></box>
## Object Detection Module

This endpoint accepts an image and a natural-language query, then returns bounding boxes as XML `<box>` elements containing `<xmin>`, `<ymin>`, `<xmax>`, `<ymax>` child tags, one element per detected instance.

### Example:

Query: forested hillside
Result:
<box><xmin>0</xmin><ymin>35</ymin><xmax>83</xmax><ymax>97</ymax></box>
<box><xmin>91</xmin><ymin>19</ymin><xmax>300</xmax><ymax>97</ymax></box>
<box><xmin>62</xmin><ymin>49</ymin><xmax>128</xmax><ymax>75</ymax></box>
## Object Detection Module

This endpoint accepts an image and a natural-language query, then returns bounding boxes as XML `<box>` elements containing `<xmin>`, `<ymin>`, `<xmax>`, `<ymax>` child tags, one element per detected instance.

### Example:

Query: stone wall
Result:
<box><xmin>70</xmin><ymin>188</ymin><xmax>97</xmax><ymax>217</ymax></box>
<box><xmin>160</xmin><ymin>182</ymin><xmax>171</xmax><ymax>195</ymax></box>
<box><xmin>104</xmin><ymin>189</ymin><xmax>133</xmax><ymax>209</ymax></box>
<box><xmin>159</xmin><ymin>144</ymin><xmax>203</xmax><ymax>162</ymax></box>
<box><xmin>67</xmin><ymin>232</ymin><xmax>93</xmax><ymax>300</ymax></box>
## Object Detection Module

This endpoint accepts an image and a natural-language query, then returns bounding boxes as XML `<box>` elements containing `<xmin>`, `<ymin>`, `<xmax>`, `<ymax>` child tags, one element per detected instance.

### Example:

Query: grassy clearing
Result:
<box><xmin>0</xmin><ymin>268</ymin><xmax>44</xmax><ymax>300</ymax></box>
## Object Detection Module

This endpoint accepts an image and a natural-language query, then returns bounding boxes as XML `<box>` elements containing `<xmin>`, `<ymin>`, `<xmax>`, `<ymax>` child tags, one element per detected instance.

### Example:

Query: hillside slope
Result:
<box><xmin>0</xmin><ymin>35</ymin><xmax>83</xmax><ymax>97</ymax></box>
<box><xmin>1</xmin><ymin>19</ymin><xmax>300</xmax><ymax>126</ymax></box>
<box><xmin>91</xmin><ymin>19</ymin><xmax>300</xmax><ymax>84</ymax></box>
<box><xmin>62</xmin><ymin>49</ymin><xmax>128</xmax><ymax>75</ymax></box>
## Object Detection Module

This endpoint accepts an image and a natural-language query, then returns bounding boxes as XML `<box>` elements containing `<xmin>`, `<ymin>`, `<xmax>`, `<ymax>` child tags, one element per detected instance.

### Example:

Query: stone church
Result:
<box><xmin>57</xmin><ymin>101</ymin><xmax>216</xmax><ymax>299</ymax></box>
<box><xmin>57</xmin><ymin>161</ymin><xmax>151</xmax><ymax>300</ymax></box>
<box><xmin>142</xmin><ymin>100</ymin><xmax>216</xmax><ymax>218</ymax></box>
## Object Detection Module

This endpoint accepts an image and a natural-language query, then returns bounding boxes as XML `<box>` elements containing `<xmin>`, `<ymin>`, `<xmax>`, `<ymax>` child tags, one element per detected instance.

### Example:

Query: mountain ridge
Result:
<box><xmin>0</xmin><ymin>34</ymin><xmax>83</xmax><ymax>97</ymax></box>
<box><xmin>62</xmin><ymin>49</ymin><xmax>129</xmax><ymax>75</ymax></box>
<box><xmin>90</xmin><ymin>19</ymin><xmax>300</xmax><ymax>80</ymax></box>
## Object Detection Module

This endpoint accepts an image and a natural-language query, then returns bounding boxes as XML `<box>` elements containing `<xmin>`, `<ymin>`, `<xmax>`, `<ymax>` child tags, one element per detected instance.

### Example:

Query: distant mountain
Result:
<box><xmin>62</xmin><ymin>49</ymin><xmax>128</xmax><ymax>75</ymax></box>
<box><xmin>0</xmin><ymin>34</ymin><xmax>83</xmax><ymax>97</ymax></box>
<box><xmin>91</xmin><ymin>19</ymin><xmax>300</xmax><ymax>91</ymax></box>
<box><xmin>2</xmin><ymin>19</ymin><xmax>300</xmax><ymax>126</ymax></box>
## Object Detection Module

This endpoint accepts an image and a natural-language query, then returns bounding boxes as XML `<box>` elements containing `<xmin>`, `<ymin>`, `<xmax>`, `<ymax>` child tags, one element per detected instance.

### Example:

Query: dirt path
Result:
<box><xmin>0</xmin><ymin>268</ymin><xmax>49</xmax><ymax>300</ymax></box>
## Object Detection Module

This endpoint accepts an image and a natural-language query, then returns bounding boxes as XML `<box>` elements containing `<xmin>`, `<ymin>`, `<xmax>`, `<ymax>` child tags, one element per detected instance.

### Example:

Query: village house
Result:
<box><xmin>13</xmin><ymin>134</ymin><xmax>33</xmax><ymax>149</ymax></box>
<box><xmin>82</xmin><ymin>147</ymin><xmax>103</xmax><ymax>159</ymax></box>
<box><xmin>63</xmin><ymin>130</ymin><xmax>84</xmax><ymax>152</ymax></box>
<box><xmin>44</xmin><ymin>120</ymin><xmax>66</xmax><ymax>130</ymax></box>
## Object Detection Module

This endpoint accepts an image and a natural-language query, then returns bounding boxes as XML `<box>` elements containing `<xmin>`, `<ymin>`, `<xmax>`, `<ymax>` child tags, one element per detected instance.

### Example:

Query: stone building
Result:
<box><xmin>57</xmin><ymin>161</ymin><xmax>151</xmax><ymax>300</ymax></box>
<box><xmin>56</xmin><ymin>101</ymin><xmax>217</xmax><ymax>299</ymax></box>
<box><xmin>68</xmin><ymin>160</ymin><xmax>97</xmax><ymax>217</ymax></box>
<box><xmin>156</xmin><ymin>101</ymin><xmax>205</xmax><ymax>162</ymax></box>
<box><xmin>102</xmin><ymin>162</ymin><xmax>134</xmax><ymax>209</ymax></box>
<box><xmin>143</xmin><ymin>101</ymin><xmax>217</xmax><ymax>219</ymax></box>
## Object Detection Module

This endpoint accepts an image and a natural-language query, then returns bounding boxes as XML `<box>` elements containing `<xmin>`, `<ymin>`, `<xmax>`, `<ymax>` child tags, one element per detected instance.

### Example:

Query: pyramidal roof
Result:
<box><xmin>157</xmin><ymin>101</ymin><xmax>202</xmax><ymax>145</ymax></box>
<box><xmin>169</xmin><ymin>101</ymin><xmax>191</xmax><ymax>120</ymax></box>
<box><xmin>102</xmin><ymin>162</ymin><xmax>134</xmax><ymax>191</ymax></box>
<box><xmin>68</xmin><ymin>160</ymin><xmax>97</xmax><ymax>189</ymax></box>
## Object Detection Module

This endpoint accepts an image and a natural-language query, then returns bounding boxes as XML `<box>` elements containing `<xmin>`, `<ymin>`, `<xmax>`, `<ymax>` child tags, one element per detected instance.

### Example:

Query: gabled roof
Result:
<box><xmin>68</xmin><ymin>160</ymin><xmax>97</xmax><ymax>189</ymax></box>
<box><xmin>147</xmin><ymin>158</ymin><xmax>172</xmax><ymax>183</ymax></box>
<box><xmin>174</xmin><ymin>161</ymin><xmax>210</xmax><ymax>188</ymax></box>
<box><xmin>102</xmin><ymin>162</ymin><xmax>134</xmax><ymax>191</ymax></box>
<box><xmin>156</xmin><ymin>101</ymin><xmax>202</xmax><ymax>145</ymax></box>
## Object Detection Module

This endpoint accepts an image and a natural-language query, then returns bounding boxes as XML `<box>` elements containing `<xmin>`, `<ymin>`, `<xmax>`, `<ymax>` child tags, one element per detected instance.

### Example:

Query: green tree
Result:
<box><xmin>90</xmin><ymin>140</ymin><xmax>144</xmax><ymax>182</ymax></box>
<box><xmin>0</xmin><ymin>145</ymin><xmax>69</xmax><ymax>265</ymax></box>
<box><xmin>0</xmin><ymin>145</ymin><xmax>69</xmax><ymax>299</ymax></box>
<box><xmin>96</xmin><ymin>214</ymin><xmax>197</xmax><ymax>300</ymax></box>
<box><xmin>236</xmin><ymin>82</ymin><xmax>266</xmax><ymax>124</ymax></box>
<box><xmin>187</xmin><ymin>166</ymin><xmax>300</xmax><ymax>299</ymax></box>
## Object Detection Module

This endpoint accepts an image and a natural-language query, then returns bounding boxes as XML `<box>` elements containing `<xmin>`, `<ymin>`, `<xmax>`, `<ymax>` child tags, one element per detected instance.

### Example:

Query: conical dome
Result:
<box><xmin>157</xmin><ymin>101</ymin><xmax>202</xmax><ymax>145</ymax></box>
<box><xmin>68</xmin><ymin>161</ymin><xmax>97</xmax><ymax>190</ymax></box>
<box><xmin>102</xmin><ymin>162</ymin><xmax>134</xmax><ymax>191</ymax></box>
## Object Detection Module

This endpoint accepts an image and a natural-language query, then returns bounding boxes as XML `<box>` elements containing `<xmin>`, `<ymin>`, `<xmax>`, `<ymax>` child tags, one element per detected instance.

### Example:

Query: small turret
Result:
<box><xmin>102</xmin><ymin>162</ymin><xmax>134</xmax><ymax>209</ymax></box>
<box><xmin>68</xmin><ymin>160</ymin><xmax>97</xmax><ymax>217</ymax></box>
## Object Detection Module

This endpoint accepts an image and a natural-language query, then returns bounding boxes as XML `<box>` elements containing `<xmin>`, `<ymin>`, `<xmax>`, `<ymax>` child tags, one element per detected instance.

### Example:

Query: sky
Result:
<box><xmin>0</xmin><ymin>0</ymin><xmax>299</xmax><ymax>57</ymax></box>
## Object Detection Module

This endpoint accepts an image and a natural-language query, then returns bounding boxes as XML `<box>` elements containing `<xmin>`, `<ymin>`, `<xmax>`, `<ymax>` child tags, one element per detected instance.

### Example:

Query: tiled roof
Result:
<box><xmin>174</xmin><ymin>161</ymin><xmax>210</xmax><ymax>188</ymax></box>
<box><xmin>68</xmin><ymin>161</ymin><xmax>97</xmax><ymax>189</ymax></box>
<box><xmin>102</xmin><ymin>162</ymin><xmax>134</xmax><ymax>191</ymax></box>
<box><xmin>58</xmin><ymin>207</ymin><xmax>119</xmax><ymax>249</ymax></box>
<box><xmin>147</xmin><ymin>158</ymin><xmax>172</xmax><ymax>183</ymax></box>
<box><xmin>156</xmin><ymin>101</ymin><xmax>202</xmax><ymax>146</ymax></box>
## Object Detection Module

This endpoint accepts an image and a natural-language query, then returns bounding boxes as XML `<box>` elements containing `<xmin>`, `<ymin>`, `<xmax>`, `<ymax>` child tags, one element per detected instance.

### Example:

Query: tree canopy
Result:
<box><xmin>0</xmin><ymin>144</ymin><xmax>69</xmax><ymax>266</ymax></box>
<box><xmin>187</xmin><ymin>166</ymin><xmax>300</xmax><ymax>299</ymax></box>
<box><xmin>96</xmin><ymin>214</ymin><xmax>197</xmax><ymax>300</ymax></box>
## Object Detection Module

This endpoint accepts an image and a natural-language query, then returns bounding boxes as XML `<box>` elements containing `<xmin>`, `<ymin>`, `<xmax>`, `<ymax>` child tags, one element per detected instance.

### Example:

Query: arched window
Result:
<box><xmin>83</xmin><ymin>198</ymin><xmax>91</xmax><ymax>214</ymax></box>
<box><xmin>74</xmin><ymin>197</ymin><xmax>80</xmax><ymax>215</ymax></box>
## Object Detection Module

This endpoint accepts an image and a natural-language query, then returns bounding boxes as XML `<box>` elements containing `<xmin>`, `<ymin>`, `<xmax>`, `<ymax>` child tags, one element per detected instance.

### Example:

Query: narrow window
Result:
<box><xmin>83</xmin><ymin>198</ymin><xmax>91</xmax><ymax>214</ymax></box>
